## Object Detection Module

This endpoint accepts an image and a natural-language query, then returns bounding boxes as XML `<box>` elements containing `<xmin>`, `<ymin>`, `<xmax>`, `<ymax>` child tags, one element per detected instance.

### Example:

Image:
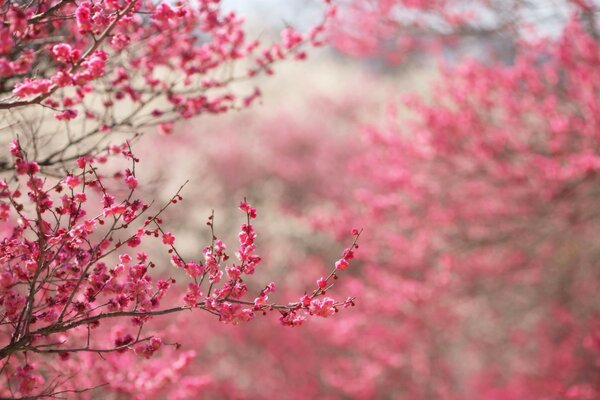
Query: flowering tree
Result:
<box><xmin>321</xmin><ymin>16</ymin><xmax>600</xmax><ymax>396</ymax></box>
<box><xmin>0</xmin><ymin>0</ymin><xmax>334</xmax><ymax>172</ymax></box>
<box><xmin>0</xmin><ymin>0</ymin><xmax>364</xmax><ymax>398</ymax></box>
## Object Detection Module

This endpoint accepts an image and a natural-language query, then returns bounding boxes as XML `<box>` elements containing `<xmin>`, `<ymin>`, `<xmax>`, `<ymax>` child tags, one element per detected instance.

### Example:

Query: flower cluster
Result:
<box><xmin>1</xmin><ymin>0</ymin><xmax>334</xmax><ymax>120</ymax></box>
<box><xmin>0</xmin><ymin>139</ymin><xmax>359</xmax><ymax>398</ymax></box>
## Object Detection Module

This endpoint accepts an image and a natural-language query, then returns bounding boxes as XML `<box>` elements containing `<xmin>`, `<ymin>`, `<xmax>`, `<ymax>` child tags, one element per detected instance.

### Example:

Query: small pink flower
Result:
<box><xmin>13</xmin><ymin>78</ymin><xmax>52</xmax><ymax>98</ymax></box>
<box><xmin>254</xmin><ymin>294</ymin><xmax>268</xmax><ymax>307</ymax></box>
<box><xmin>300</xmin><ymin>294</ymin><xmax>311</xmax><ymax>307</ymax></box>
<box><xmin>51</xmin><ymin>43</ymin><xmax>76</xmax><ymax>63</ymax></box>
<box><xmin>239</xmin><ymin>200</ymin><xmax>257</xmax><ymax>218</ymax></box>
<box><xmin>309</xmin><ymin>297</ymin><xmax>336</xmax><ymax>318</ymax></box>
<box><xmin>9</xmin><ymin>139</ymin><xmax>21</xmax><ymax>157</ymax></box>
<box><xmin>335</xmin><ymin>258</ymin><xmax>349</xmax><ymax>271</ymax></box>
<box><xmin>184</xmin><ymin>262</ymin><xmax>203</xmax><ymax>278</ymax></box>
<box><xmin>15</xmin><ymin>160</ymin><xmax>40</xmax><ymax>175</ymax></box>
<box><xmin>317</xmin><ymin>277</ymin><xmax>327</xmax><ymax>289</ymax></box>
<box><xmin>162</xmin><ymin>232</ymin><xmax>175</xmax><ymax>245</ymax></box>
<box><xmin>135</xmin><ymin>337</ymin><xmax>162</xmax><ymax>359</ymax></box>
<box><xmin>125</xmin><ymin>175</ymin><xmax>138</xmax><ymax>189</ymax></box>
<box><xmin>55</xmin><ymin>109</ymin><xmax>78</xmax><ymax>121</ymax></box>
<box><xmin>64</xmin><ymin>175</ymin><xmax>81</xmax><ymax>189</ymax></box>
<box><xmin>76</xmin><ymin>157</ymin><xmax>87</xmax><ymax>169</ymax></box>
<box><xmin>76</xmin><ymin>2</ymin><xmax>93</xmax><ymax>33</ymax></box>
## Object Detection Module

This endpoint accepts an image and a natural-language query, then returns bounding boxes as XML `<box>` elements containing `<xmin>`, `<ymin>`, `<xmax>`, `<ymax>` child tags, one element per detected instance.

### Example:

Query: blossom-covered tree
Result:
<box><xmin>319</xmin><ymin>16</ymin><xmax>600</xmax><ymax>396</ymax></box>
<box><xmin>0</xmin><ymin>0</ymin><xmax>334</xmax><ymax>172</ymax></box>
<box><xmin>0</xmin><ymin>0</ymin><xmax>363</xmax><ymax>398</ymax></box>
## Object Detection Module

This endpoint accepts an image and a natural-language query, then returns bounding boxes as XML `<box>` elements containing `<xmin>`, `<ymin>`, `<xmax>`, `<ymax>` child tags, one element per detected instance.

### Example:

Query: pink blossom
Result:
<box><xmin>13</xmin><ymin>78</ymin><xmax>52</xmax><ymax>98</ymax></box>
<box><xmin>64</xmin><ymin>175</ymin><xmax>81</xmax><ymax>189</ymax></box>
<box><xmin>124</xmin><ymin>175</ymin><xmax>138</xmax><ymax>189</ymax></box>
<box><xmin>317</xmin><ymin>277</ymin><xmax>327</xmax><ymax>289</ymax></box>
<box><xmin>335</xmin><ymin>258</ymin><xmax>349</xmax><ymax>271</ymax></box>
<box><xmin>162</xmin><ymin>232</ymin><xmax>175</xmax><ymax>245</ymax></box>
<box><xmin>51</xmin><ymin>43</ymin><xmax>77</xmax><ymax>63</ymax></box>
<box><xmin>55</xmin><ymin>109</ymin><xmax>78</xmax><ymax>121</ymax></box>
<box><xmin>309</xmin><ymin>297</ymin><xmax>336</xmax><ymax>317</ymax></box>
<box><xmin>75</xmin><ymin>2</ymin><xmax>93</xmax><ymax>33</ymax></box>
